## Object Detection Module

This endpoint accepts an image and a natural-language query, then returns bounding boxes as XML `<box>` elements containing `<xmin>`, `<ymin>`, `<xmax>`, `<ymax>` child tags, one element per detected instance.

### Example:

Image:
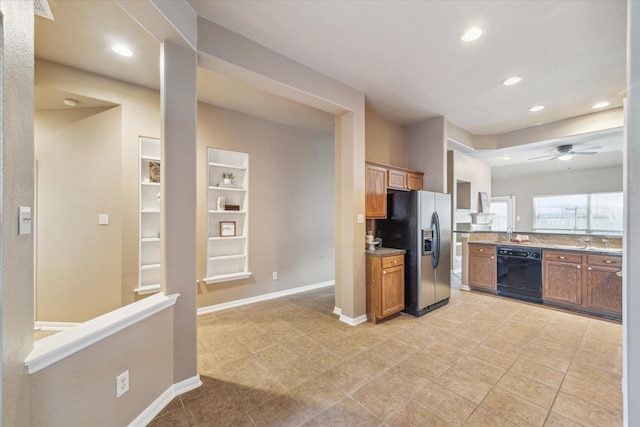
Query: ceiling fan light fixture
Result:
<box><xmin>461</xmin><ymin>27</ymin><xmax>482</xmax><ymax>43</ymax></box>
<box><xmin>112</xmin><ymin>44</ymin><xmax>133</xmax><ymax>57</ymax></box>
<box><xmin>558</xmin><ymin>154</ymin><xmax>572</xmax><ymax>161</ymax></box>
<box><xmin>502</xmin><ymin>76</ymin><xmax>522</xmax><ymax>86</ymax></box>
<box><xmin>529</xmin><ymin>105</ymin><xmax>545</xmax><ymax>112</ymax></box>
<box><xmin>592</xmin><ymin>101</ymin><xmax>610</xmax><ymax>109</ymax></box>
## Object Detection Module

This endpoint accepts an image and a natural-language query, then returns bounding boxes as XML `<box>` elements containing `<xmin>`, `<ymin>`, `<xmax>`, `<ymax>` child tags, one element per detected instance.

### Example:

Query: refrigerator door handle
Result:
<box><xmin>431</xmin><ymin>212</ymin><xmax>440</xmax><ymax>268</ymax></box>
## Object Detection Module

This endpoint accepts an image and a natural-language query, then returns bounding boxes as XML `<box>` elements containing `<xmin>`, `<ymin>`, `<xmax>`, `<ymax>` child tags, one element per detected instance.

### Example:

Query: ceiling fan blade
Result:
<box><xmin>528</xmin><ymin>153</ymin><xmax>561</xmax><ymax>161</ymax></box>
<box><xmin>572</xmin><ymin>151</ymin><xmax>598</xmax><ymax>155</ymax></box>
<box><xmin>573</xmin><ymin>145</ymin><xmax>602</xmax><ymax>153</ymax></box>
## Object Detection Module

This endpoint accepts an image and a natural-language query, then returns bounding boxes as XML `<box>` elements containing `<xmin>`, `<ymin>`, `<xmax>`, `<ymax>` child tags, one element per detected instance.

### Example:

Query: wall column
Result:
<box><xmin>624</xmin><ymin>0</ymin><xmax>639</xmax><ymax>423</ymax></box>
<box><xmin>335</xmin><ymin>108</ymin><xmax>367</xmax><ymax>324</ymax></box>
<box><xmin>160</xmin><ymin>40</ymin><xmax>198</xmax><ymax>383</ymax></box>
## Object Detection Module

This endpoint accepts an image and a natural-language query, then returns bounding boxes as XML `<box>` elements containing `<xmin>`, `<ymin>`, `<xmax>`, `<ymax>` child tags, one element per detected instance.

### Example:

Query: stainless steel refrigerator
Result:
<box><xmin>376</xmin><ymin>191</ymin><xmax>451</xmax><ymax>316</ymax></box>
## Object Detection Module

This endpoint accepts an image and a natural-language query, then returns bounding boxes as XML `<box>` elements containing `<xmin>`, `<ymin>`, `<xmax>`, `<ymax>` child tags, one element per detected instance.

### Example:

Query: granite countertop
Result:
<box><xmin>468</xmin><ymin>240</ymin><xmax>623</xmax><ymax>255</ymax></box>
<box><xmin>365</xmin><ymin>247</ymin><xmax>406</xmax><ymax>257</ymax></box>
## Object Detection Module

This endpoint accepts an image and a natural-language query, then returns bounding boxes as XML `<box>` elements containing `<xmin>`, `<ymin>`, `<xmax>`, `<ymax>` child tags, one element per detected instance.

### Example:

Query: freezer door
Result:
<box><xmin>434</xmin><ymin>192</ymin><xmax>452</xmax><ymax>303</ymax></box>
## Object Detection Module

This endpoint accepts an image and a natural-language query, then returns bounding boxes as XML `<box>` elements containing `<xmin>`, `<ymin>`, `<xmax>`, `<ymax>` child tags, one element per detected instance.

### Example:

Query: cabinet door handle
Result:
<box><xmin>577</xmin><ymin>265</ymin><xmax>581</xmax><ymax>269</ymax></box>
<box><xmin>383</xmin><ymin>270</ymin><xmax>386</xmax><ymax>275</ymax></box>
<box><xmin>479</xmin><ymin>249</ymin><xmax>484</xmax><ymax>252</ymax></box>
<box><xmin>558</xmin><ymin>256</ymin><xmax>567</xmax><ymax>259</ymax></box>
<box><xmin>604</xmin><ymin>260</ymin><xmax>613</xmax><ymax>264</ymax></box>
<box><xmin>392</xmin><ymin>260</ymin><xmax>397</xmax><ymax>264</ymax></box>
<box><xmin>588</xmin><ymin>267</ymin><xmax>592</xmax><ymax>271</ymax></box>
<box><xmin>616</xmin><ymin>270</ymin><xmax>623</xmax><ymax>277</ymax></box>
<box><xmin>491</xmin><ymin>256</ymin><xmax>495</xmax><ymax>259</ymax></box>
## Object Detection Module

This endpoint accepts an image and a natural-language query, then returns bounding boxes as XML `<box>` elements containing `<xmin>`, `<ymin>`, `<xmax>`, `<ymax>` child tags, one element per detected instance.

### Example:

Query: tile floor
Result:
<box><xmin>149</xmin><ymin>286</ymin><xmax>622</xmax><ymax>426</ymax></box>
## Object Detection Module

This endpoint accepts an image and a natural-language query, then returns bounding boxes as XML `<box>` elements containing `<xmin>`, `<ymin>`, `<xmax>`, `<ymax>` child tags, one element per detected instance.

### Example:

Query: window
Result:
<box><xmin>533</xmin><ymin>192</ymin><xmax>623</xmax><ymax>234</ymax></box>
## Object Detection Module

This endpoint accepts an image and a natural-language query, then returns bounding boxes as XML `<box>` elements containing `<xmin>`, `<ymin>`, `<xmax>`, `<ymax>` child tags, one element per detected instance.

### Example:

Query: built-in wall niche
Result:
<box><xmin>456</xmin><ymin>180</ymin><xmax>471</xmax><ymax>210</ymax></box>
<box><xmin>138</xmin><ymin>136</ymin><xmax>161</xmax><ymax>295</ymax></box>
<box><xmin>204</xmin><ymin>147</ymin><xmax>251</xmax><ymax>284</ymax></box>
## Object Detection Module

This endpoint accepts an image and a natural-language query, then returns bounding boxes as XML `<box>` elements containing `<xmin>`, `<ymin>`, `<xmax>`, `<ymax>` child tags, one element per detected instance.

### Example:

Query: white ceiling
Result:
<box><xmin>34</xmin><ymin>0</ymin><xmax>627</xmax><ymax>177</ymax></box>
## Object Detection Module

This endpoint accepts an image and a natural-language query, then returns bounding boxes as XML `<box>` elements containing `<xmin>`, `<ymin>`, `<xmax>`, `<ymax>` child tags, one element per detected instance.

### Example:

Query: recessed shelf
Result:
<box><xmin>202</xmin><ymin>272</ymin><xmax>252</xmax><ymax>284</ymax></box>
<box><xmin>208</xmin><ymin>162</ymin><xmax>247</xmax><ymax>171</ymax></box>
<box><xmin>134</xmin><ymin>284</ymin><xmax>161</xmax><ymax>295</ymax></box>
<box><xmin>206</xmin><ymin>148</ymin><xmax>250</xmax><ymax>282</ymax></box>
<box><xmin>139</xmin><ymin>136</ymin><xmax>162</xmax><ymax>294</ymax></box>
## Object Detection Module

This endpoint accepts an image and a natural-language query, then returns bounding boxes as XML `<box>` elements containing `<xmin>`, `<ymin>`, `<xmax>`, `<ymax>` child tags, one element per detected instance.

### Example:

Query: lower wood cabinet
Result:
<box><xmin>585</xmin><ymin>254</ymin><xmax>622</xmax><ymax>316</ymax></box>
<box><xmin>543</xmin><ymin>251</ymin><xmax>582</xmax><ymax>305</ymax></box>
<box><xmin>366</xmin><ymin>253</ymin><xmax>405</xmax><ymax>323</ymax></box>
<box><xmin>468</xmin><ymin>244</ymin><xmax>497</xmax><ymax>291</ymax></box>
<box><xmin>543</xmin><ymin>250</ymin><xmax>622</xmax><ymax>319</ymax></box>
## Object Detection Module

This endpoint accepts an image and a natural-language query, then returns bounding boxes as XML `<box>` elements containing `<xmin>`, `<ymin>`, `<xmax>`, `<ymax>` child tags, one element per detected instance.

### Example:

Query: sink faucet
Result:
<box><xmin>507</xmin><ymin>227</ymin><xmax>513</xmax><ymax>242</ymax></box>
<box><xmin>602</xmin><ymin>238</ymin><xmax>610</xmax><ymax>249</ymax></box>
<box><xmin>579</xmin><ymin>238</ymin><xmax>591</xmax><ymax>248</ymax></box>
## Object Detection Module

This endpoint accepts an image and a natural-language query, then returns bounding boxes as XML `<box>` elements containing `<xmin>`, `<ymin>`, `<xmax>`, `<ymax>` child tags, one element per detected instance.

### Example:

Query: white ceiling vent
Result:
<box><xmin>34</xmin><ymin>0</ymin><xmax>54</xmax><ymax>21</ymax></box>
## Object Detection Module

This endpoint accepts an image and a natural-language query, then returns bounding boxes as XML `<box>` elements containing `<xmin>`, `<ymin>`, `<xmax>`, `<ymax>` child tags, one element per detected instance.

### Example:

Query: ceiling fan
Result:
<box><xmin>528</xmin><ymin>144</ymin><xmax>602</xmax><ymax>161</ymax></box>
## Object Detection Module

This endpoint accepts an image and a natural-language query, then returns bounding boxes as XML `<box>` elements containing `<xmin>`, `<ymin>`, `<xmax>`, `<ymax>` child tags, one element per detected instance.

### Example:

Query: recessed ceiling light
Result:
<box><xmin>63</xmin><ymin>98</ymin><xmax>78</xmax><ymax>107</ymax></box>
<box><xmin>503</xmin><ymin>155</ymin><xmax>511</xmax><ymax>160</ymax></box>
<box><xmin>592</xmin><ymin>101</ymin><xmax>610</xmax><ymax>109</ymax></box>
<box><xmin>502</xmin><ymin>76</ymin><xmax>522</xmax><ymax>86</ymax></box>
<box><xmin>112</xmin><ymin>44</ymin><xmax>133</xmax><ymax>57</ymax></box>
<box><xmin>461</xmin><ymin>27</ymin><xmax>482</xmax><ymax>42</ymax></box>
<box><xmin>529</xmin><ymin>105</ymin><xmax>545</xmax><ymax>112</ymax></box>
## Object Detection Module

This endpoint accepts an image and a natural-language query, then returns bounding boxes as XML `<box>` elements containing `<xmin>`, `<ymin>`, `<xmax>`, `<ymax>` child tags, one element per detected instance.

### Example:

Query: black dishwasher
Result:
<box><xmin>496</xmin><ymin>246</ymin><xmax>542</xmax><ymax>303</ymax></box>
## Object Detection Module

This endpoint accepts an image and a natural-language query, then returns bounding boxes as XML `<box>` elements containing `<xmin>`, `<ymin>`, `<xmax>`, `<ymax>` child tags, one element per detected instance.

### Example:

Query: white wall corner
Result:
<box><xmin>128</xmin><ymin>374</ymin><xmax>201</xmax><ymax>427</ymax></box>
<box><xmin>338</xmin><ymin>313</ymin><xmax>368</xmax><ymax>326</ymax></box>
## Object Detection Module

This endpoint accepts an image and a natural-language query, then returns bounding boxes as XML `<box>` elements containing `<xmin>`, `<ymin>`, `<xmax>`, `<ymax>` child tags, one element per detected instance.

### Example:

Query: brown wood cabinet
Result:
<box><xmin>585</xmin><ymin>254</ymin><xmax>622</xmax><ymax>316</ymax></box>
<box><xmin>387</xmin><ymin>168</ymin><xmax>423</xmax><ymax>191</ymax></box>
<box><xmin>365</xmin><ymin>161</ymin><xmax>424</xmax><ymax>218</ymax></box>
<box><xmin>468</xmin><ymin>244</ymin><xmax>497</xmax><ymax>291</ymax></box>
<box><xmin>365</xmin><ymin>163</ymin><xmax>387</xmax><ymax>218</ymax></box>
<box><xmin>543</xmin><ymin>250</ymin><xmax>621</xmax><ymax>319</ymax></box>
<box><xmin>366</xmin><ymin>253</ymin><xmax>405</xmax><ymax>323</ymax></box>
<box><xmin>543</xmin><ymin>251</ymin><xmax>583</xmax><ymax>305</ymax></box>
<box><xmin>406</xmin><ymin>172</ymin><xmax>423</xmax><ymax>190</ymax></box>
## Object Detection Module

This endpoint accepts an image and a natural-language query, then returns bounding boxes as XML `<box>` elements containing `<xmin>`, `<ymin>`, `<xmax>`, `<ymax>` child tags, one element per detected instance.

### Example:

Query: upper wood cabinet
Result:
<box><xmin>365</xmin><ymin>161</ymin><xmax>424</xmax><ymax>218</ymax></box>
<box><xmin>388</xmin><ymin>167</ymin><xmax>423</xmax><ymax>191</ymax></box>
<box><xmin>365</xmin><ymin>163</ymin><xmax>387</xmax><ymax>218</ymax></box>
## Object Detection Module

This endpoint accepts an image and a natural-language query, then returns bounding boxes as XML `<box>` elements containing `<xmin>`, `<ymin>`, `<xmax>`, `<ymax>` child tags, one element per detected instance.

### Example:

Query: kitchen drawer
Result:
<box><xmin>469</xmin><ymin>244</ymin><xmax>495</xmax><ymax>256</ymax></box>
<box><xmin>544</xmin><ymin>251</ymin><xmax>582</xmax><ymax>264</ymax></box>
<box><xmin>587</xmin><ymin>254</ymin><xmax>622</xmax><ymax>267</ymax></box>
<box><xmin>382</xmin><ymin>255</ymin><xmax>404</xmax><ymax>269</ymax></box>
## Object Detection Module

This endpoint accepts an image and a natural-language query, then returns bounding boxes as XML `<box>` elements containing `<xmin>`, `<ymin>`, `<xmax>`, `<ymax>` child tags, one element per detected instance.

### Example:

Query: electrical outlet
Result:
<box><xmin>272</xmin><ymin>272</ymin><xmax>278</xmax><ymax>280</ymax></box>
<box><xmin>116</xmin><ymin>370</ymin><xmax>129</xmax><ymax>398</ymax></box>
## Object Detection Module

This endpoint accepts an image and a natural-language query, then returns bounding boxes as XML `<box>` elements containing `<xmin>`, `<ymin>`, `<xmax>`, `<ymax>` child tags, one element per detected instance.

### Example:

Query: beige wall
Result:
<box><xmin>35</xmin><ymin>107</ymin><xmax>123</xmax><ymax>322</ymax></box>
<box><xmin>196</xmin><ymin>103</ymin><xmax>335</xmax><ymax>307</ymax></box>
<box><xmin>408</xmin><ymin>116</ymin><xmax>447</xmax><ymax>192</ymax></box>
<box><xmin>35</xmin><ymin>59</ymin><xmax>161</xmax><ymax>320</ymax></box>
<box><xmin>1</xmin><ymin>1</ymin><xmax>35</xmax><ymax>425</ymax></box>
<box><xmin>30</xmin><ymin>308</ymin><xmax>174</xmax><ymax>426</ymax></box>
<box><xmin>448</xmin><ymin>150</ymin><xmax>492</xmax><ymax>215</ymax></box>
<box><xmin>365</xmin><ymin>105</ymin><xmax>407</xmax><ymax>166</ymax></box>
<box><xmin>492</xmin><ymin>166</ymin><xmax>623</xmax><ymax>232</ymax></box>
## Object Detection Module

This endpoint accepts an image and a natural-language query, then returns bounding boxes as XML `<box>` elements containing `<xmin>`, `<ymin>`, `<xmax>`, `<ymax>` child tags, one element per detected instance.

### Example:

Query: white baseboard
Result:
<box><xmin>129</xmin><ymin>374</ymin><xmax>201</xmax><ymax>427</ymax></box>
<box><xmin>197</xmin><ymin>280</ymin><xmax>335</xmax><ymax>315</ymax></box>
<box><xmin>333</xmin><ymin>306</ymin><xmax>341</xmax><ymax>316</ymax></box>
<box><xmin>339</xmin><ymin>313</ymin><xmax>368</xmax><ymax>326</ymax></box>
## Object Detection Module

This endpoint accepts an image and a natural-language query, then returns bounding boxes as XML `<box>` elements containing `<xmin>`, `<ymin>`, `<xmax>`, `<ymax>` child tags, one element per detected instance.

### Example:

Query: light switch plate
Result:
<box><xmin>356</xmin><ymin>214</ymin><xmax>365</xmax><ymax>224</ymax></box>
<box><xmin>19</xmin><ymin>207</ymin><xmax>32</xmax><ymax>235</ymax></box>
<box><xmin>99</xmin><ymin>214</ymin><xmax>109</xmax><ymax>225</ymax></box>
